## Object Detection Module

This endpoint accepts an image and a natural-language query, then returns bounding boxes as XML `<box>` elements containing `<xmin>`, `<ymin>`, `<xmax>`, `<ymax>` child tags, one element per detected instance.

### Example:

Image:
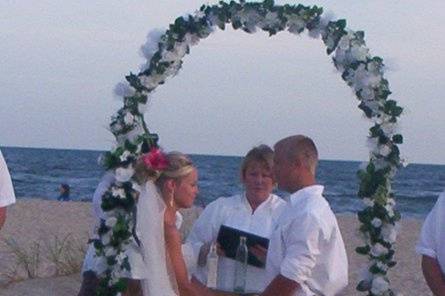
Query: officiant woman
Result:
<box><xmin>187</xmin><ymin>145</ymin><xmax>286</xmax><ymax>293</ymax></box>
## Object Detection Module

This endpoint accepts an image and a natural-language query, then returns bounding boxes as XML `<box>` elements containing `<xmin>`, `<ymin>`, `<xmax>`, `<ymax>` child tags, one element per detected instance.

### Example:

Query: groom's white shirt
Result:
<box><xmin>265</xmin><ymin>185</ymin><xmax>348</xmax><ymax>296</ymax></box>
<box><xmin>0</xmin><ymin>150</ymin><xmax>16</xmax><ymax>207</ymax></box>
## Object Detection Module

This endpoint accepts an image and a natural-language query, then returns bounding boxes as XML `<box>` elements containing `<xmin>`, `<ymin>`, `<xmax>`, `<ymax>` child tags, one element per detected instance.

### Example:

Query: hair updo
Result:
<box><xmin>135</xmin><ymin>151</ymin><xmax>195</xmax><ymax>188</ymax></box>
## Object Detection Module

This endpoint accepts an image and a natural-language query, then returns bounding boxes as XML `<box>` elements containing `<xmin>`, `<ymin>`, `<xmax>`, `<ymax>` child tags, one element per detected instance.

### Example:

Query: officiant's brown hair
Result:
<box><xmin>240</xmin><ymin>144</ymin><xmax>274</xmax><ymax>179</ymax></box>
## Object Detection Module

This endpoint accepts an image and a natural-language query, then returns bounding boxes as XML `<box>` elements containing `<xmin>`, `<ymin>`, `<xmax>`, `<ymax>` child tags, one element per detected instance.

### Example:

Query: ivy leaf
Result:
<box><xmin>356</xmin><ymin>280</ymin><xmax>371</xmax><ymax>292</ymax></box>
<box><xmin>263</xmin><ymin>0</ymin><xmax>275</xmax><ymax>9</ymax></box>
<box><xmin>358</xmin><ymin>102</ymin><xmax>373</xmax><ymax>118</ymax></box>
<box><xmin>356</xmin><ymin>245</ymin><xmax>370</xmax><ymax>255</ymax></box>
<box><xmin>392</xmin><ymin>134</ymin><xmax>403</xmax><ymax>144</ymax></box>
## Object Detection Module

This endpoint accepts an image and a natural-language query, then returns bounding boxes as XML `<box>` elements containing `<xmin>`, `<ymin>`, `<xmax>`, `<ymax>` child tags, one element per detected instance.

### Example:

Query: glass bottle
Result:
<box><xmin>206</xmin><ymin>242</ymin><xmax>219</xmax><ymax>289</ymax></box>
<box><xmin>233</xmin><ymin>236</ymin><xmax>248</xmax><ymax>293</ymax></box>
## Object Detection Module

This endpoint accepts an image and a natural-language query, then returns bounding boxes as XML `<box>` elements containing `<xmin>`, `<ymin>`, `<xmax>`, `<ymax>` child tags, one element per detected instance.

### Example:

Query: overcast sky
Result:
<box><xmin>1</xmin><ymin>0</ymin><xmax>444</xmax><ymax>164</ymax></box>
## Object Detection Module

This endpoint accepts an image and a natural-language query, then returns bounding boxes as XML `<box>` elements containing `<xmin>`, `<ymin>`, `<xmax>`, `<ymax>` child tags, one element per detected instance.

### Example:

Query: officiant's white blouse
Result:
<box><xmin>187</xmin><ymin>193</ymin><xmax>286</xmax><ymax>292</ymax></box>
<box><xmin>0</xmin><ymin>150</ymin><xmax>16</xmax><ymax>207</ymax></box>
<box><xmin>265</xmin><ymin>185</ymin><xmax>348</xmax><ymax>296</ymax></box>
<box><xmin>416</xmin><ymin>191</ymin><xmax>445</xmax><ymax>275</ymax></box>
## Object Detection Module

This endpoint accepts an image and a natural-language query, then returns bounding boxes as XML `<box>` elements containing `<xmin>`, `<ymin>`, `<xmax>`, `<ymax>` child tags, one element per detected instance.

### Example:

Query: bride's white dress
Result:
<box><xmin>81</xmin><ymin>174</ymin><xmax>180</xmax><ymax>295</ymax></box>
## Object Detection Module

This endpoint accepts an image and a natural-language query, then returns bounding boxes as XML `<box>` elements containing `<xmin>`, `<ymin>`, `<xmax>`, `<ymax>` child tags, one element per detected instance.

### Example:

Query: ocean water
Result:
<box><xmin>1</xmin><ymin>147</ymin><xmax>444</xmax><ymax>218</ymax></box>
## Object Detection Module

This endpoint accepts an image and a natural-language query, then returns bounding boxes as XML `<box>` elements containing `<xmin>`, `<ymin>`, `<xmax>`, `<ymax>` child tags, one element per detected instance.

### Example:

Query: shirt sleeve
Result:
<box><xmin>280</xmin><ymin>213</ymin><xmax>321</xmax><ymax>284</ymax></box>
<box><xmin>92</xmin><ymin>172</ymin><xmax>115</xmax><ymax>220</ymax></box>
<box><xmin>0</xmin><ymin>151</ymin><xmax>16</xmax><ymax>207</ymax></box>
<box><xmin>416</xmin><ymin>194</ymin><xmax>443</xmax><ymax>258</ymax></box>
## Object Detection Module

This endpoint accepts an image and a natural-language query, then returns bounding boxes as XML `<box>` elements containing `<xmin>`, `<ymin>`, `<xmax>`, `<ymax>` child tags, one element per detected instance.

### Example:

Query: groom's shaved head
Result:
<box><xmin>275</xmin><ymin>135</ymin><xmax>318</xmax><ymax>175</ymax></box>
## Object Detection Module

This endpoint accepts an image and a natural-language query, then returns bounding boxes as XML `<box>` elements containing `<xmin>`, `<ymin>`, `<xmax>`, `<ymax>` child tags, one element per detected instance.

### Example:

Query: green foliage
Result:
<box><xmin>392</xmin><ymin>134</ymin><xmax>403</xmax><ymax>144</ymax></box>
<box><xmin>356</xmin><ymin>245</ymin><xmax>370</xmax><ymax>255</ymax></box>
<box><xmin>357</xmin><ymin>280</ymin><xmax>371</xmax><ymax>292</ymax></box>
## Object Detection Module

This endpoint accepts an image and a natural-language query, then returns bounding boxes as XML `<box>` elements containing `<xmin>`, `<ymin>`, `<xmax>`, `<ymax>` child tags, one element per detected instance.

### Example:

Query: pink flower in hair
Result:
<box><xmin>141</xmin><ymin>147</ymin><xmax>169</xmax><ymax>171</ymax></box>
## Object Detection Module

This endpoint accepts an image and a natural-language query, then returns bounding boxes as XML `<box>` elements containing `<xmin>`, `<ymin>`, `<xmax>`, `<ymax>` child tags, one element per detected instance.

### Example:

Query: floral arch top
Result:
<box><xmin>93</xmin><ymin>1</ymin><xmax>404</xmax><ymax>295</ymax></box>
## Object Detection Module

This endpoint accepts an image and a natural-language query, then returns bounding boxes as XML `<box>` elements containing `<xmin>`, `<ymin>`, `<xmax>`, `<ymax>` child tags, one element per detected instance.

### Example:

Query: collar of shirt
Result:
<box><xmin>239</xmin><ymin>192</ymin><xmax>275</xmax><ymax>214</ymax></box>
<box><xmin>289</xmin><ymin>184</ymin><xmax>324</xmax><ymax>206</ymax></box>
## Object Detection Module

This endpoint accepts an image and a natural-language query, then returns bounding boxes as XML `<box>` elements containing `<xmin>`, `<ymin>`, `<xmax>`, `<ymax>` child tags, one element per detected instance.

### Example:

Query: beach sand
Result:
<box><xmin>0</xmin><ymin>200</ymin><xmax>432</xmax><ymax>296</ymax></box>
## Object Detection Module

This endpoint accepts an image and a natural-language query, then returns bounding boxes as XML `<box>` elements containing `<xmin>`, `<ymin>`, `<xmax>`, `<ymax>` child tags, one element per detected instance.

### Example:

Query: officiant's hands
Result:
<box><xmin>249</xmin><ymin>244</ymin><xmax>267</xmax><ymax>265</ymax></box>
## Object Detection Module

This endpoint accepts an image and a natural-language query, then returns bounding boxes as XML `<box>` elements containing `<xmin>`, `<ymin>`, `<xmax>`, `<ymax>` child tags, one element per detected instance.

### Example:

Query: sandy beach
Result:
<box><xmin>0</xmin><ymin>200</ymin><xmax>432</xmax><ymax>295</ymax></box>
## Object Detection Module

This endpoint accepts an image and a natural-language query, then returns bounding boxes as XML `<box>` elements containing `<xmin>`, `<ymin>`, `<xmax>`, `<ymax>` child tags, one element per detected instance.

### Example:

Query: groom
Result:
<box><xmin>260</xmin><ymin>135</ymin><xmax>348</xmax><ymax>296</ymax></box>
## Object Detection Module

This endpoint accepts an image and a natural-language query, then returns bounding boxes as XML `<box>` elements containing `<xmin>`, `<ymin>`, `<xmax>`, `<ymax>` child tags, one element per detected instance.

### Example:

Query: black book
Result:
<box><xmin>216</xmin><ymin>224</ymin><xmax>269</xmax><ymax>268</ymax></box>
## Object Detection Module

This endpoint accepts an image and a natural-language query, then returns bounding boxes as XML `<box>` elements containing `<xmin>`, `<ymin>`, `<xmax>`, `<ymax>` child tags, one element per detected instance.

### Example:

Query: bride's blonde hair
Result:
<box><xmin>135</xmin><ymin>151</ymin><xmax>195</xmax><ymax>187</ymax></box>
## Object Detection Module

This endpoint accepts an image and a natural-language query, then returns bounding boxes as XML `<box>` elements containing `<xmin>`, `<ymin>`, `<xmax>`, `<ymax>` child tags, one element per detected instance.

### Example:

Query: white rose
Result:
<box><xmin>384</xmin><ymin>204</ymin><xmax>395</xmax><ymax>218</ymax></box>
<box><xmin>387</xmin><ymin>198</ymin><xmax>396</xmax><ymax>207</ymax></box>
<box><xmin>360</xmin><ymin>266</ymin><xmax>373</xmax><ymax>282</ymax></box>
<box><xmin>379</xmin><ymin>144</ymin><xmax>392</xmax><ymax>157</ymax></box>
<box><xmin>123</xmin><ymin>112</ymin><xmax>134</xmax><ymax>125</ymax></box>
<box><xmin>114</xmin><ymin>82</ymin><xmax>136</xmax><ymax>98</ymax></box>
<box><xmin>111</xmin><ymin>186</ymin><xmax>126</xmax><ymax>199</ymax></box>
<box><xmin>110</xmin><ymin>122</ymin><xmax>122</xmax><ymax>133</ymax></box>
<box><xmin>373</xmin><ymin>158</ymin><xmax>390</xmax><ymax>171</ymax></box>
<box><xmin>376</xmin><ymin>261</ymin><xmax>388</xmax><ymax>272</ymax></box>
<box><xmin>370</xmin><ymin>243</ymin><xmax>388</xmax><ymax>257</ymax></box>
<box><xmin>381</xmin><ymin>122</ymin><xmax>398</xmax><ymax>136</ymax></box>
<box><xmin>350</xmin><ymin>45</ymin><xmax>369</xmax><ymax>62</ymax></box>
<box><xmin>118</xmin><ymin>123</ymin><xmax>144</xmax><ymax>145</ymax></box>
<box><xmin>93</xmin><ymin>256</ymin><xmax>108</xmax><ymax>275</ymax></box>
<box><xmin>140</xmin><ymin>28</ymin><xmax>166</xmax><ymax>61</ymax></box>
<box><xmin>371</xmin><ymin>276</ymin><xmax>389</xmax><ymax>295</ymax></box>
<box><xmin>131</xmin><ymin>182</ymin><xmax>142</xmax><ymax>193</ymax></box>
<box><xmin>138</xmin><ymin>103</ymin><xmax>148</xmax><ymax>114</ymax></box>
<box><xmin>194</xmin><ymin>10</ymin><xmax>205</xmax><ymax>19</ymax></box>
<box><xmin>361</xmin><ymin>87</ymin><xmax>375</xmax><ymax>101</ymax></box>
<box><xmin>381</xmin><ymin>223</ymin><xmax>398</xmax><ymax>243</ymax></box>
<box><xmin>371</xmin><ymin>218</ymin><xmax>382</xmax><ymax>228</ymax></box>
<box><xmin>367</xmin><ymin>137</ymin><xmax>379</xmax><ymax>154</ymax></box>
<box><xmin>105</xmin><ymin>247</ymin><xmax>117</xmax><ymax>257</ymax></box>
<box><xmin>119</xmin><ymin>151</ymin><xmax>131</xmax><ymax>162</ymax></box>
<box><xmin>105</xmin><ymin>217</ymin><xmax>118</xmax><ymax>228</ymax></box>
<box><xmin>115</xmin><ymin>166</ymin><xmax>134</xmax><ymax>183</ymax></box>
<box><xmin>338</xmin><ymin>35</ymin><xmax>351</xmax><ymax>50</ymax></box>
<box><xmin>184</xmin><ymin>33</ymin><xmax>200</xmax><ymax>46</ymax></box>
<box><xmin>363</xmin><ymin>197</ymin><xmax>374</xmax><ymax>207</ymax></box>
<box><xmin>102</xmin><ymin>231</ymin><xmax>112</xmax><ymax>245</ymax></box>
<box><xmin>139</xmin><ymin>75</ymin><xmax>159</xmax><ymax>89</ymax></box>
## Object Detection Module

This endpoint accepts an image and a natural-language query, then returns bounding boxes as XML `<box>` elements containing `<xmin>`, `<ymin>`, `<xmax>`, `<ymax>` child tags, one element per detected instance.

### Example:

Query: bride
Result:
<box><xmin>78</xmin><ymin>150</ymin><xmax>215</xmax><ymax>296</ymax></box>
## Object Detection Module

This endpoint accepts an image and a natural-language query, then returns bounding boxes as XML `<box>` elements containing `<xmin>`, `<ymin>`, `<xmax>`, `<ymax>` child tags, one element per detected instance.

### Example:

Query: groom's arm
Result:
<box><xmin>421</xmin><ymin>255</ymin><xmax>445</xmax><ymax>295</ymax></box>
<box><xmin>0</xmin><ymin>207</ymin><xmax>6</xmax><ymax>229</ymax></box>
<box><xmin>261</xmin><ymin>274</ymin><xmax>301</xmax><ymax>296</ymax></box>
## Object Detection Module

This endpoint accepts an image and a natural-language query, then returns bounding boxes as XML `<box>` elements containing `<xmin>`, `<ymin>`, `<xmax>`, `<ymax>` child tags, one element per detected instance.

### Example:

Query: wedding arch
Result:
<box><xmin>93</xmin><ymin>1</ymin><xmax>404</xmax><ymax>295</ymax></box>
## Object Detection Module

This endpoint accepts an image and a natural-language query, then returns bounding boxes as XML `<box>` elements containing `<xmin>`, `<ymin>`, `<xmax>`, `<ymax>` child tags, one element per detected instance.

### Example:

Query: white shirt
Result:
<box><xmin>265</xmin><ymin>185</ymin><xmax>348</xmax><ymax>296</ymax></box>
<box><xmin>187</xmin><ymin>193</ymin><xmax>286</xmax><ymax>292</ymax></box>
<box><xmin>416</xmin><ymin>191</ymin><xmax>445</xmax><ymax>275</ymax></box>
<box><xmin>0</xmin><ymin>150</ymin><xmax>16</xmax><ymax>207</ymax></box>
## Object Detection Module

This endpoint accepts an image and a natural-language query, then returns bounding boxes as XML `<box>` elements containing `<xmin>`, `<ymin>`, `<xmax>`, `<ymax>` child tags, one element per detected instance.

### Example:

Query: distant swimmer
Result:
<box><xmin>57</xmin><ymin>183</ymin><xmax>71</xmax><ymax>201</ymax></box>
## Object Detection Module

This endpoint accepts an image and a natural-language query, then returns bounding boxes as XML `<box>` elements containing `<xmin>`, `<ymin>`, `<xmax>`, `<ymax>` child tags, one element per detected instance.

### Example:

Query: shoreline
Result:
<box><xmin>0</xmin><ymin>199</ymin><xmax>432</xmax><ymax>295</ymax></box>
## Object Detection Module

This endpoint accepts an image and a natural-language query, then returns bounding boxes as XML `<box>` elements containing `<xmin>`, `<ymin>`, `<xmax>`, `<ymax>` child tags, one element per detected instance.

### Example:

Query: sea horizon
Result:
<box><xmin>1</xmin><ymin>146</ymin><xmax>444</xmax><ymax>219</ymax></box>
<box><xmin>2</xmin><ymin>145</ymin><xmax>444</xmax><ymax>167</ymax></box>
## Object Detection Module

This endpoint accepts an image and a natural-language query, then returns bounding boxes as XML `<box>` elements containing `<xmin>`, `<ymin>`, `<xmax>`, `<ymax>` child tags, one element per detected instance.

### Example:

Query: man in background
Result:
<box><xmin>0</xmin><ymin>149</ymin><xmax>16</xmax><ymax>230</ymax></box>
<box><xmin>416</xmin><ymin>190</ymin><xmax>445</xmax><ymax>295</ymax></box>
